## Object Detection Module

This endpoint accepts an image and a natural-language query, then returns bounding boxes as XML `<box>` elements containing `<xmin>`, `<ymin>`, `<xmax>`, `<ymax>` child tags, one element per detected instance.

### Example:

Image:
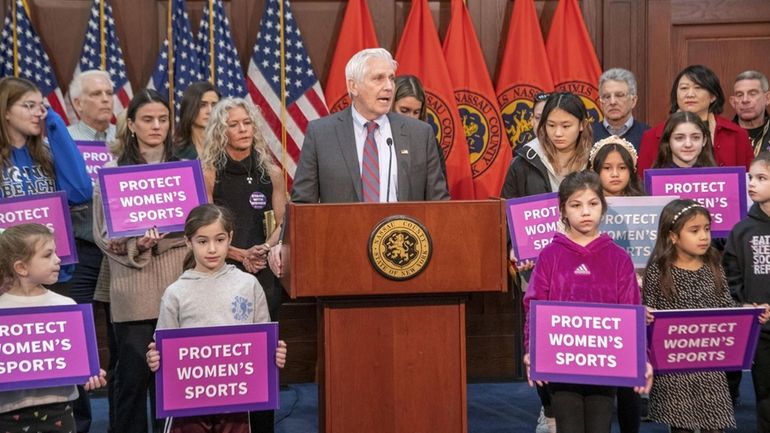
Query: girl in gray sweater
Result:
<box><xmin>146</xmin><ymin>204</ymin><xmax>287</xmax><ymax>433</ymax></box>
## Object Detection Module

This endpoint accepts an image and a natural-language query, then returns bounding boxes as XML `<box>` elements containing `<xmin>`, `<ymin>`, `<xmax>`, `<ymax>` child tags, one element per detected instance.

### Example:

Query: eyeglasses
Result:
<box><xmin>15</xmin><ymin>101</ymin><xmax>48</xmax><ymax>115</ymax></box>
<box><xmin>599</xmin><ymin>92</ymin><xmax>631</xmax><ymax>102</ymax></box>
<box><xmin>534</xmin><ymin>92</ymin><xmax>551</xmax><ymax>103</ymax></box>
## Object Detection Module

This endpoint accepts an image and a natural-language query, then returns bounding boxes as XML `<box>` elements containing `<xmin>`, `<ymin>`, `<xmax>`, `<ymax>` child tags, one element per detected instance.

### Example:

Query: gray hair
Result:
<box><xmin>598</xmin><ymin>68</ymin><xmax>638</xmax><ymax>96</ymax></box>
<box><xmin>734</xmin><ymin>70</ymin><xmax>769</xmax><ymax>92</ymax></box>
<box><xmin>344</xmin><ymin>48</ymin><xmax>398</xmax><ymax>83</ymax></box>
<box><xmin>200</xmin><ymin>97</ymin><xmax>277</xmax><ymax>178</ymax></box>
<box><xmin>68</xmin><ymin>70</ymin><xmax>114</xmax><ymax>100</ymax></box>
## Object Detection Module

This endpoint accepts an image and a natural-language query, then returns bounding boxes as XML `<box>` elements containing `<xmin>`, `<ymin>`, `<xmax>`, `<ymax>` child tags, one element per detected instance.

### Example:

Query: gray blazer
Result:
<box><xmin>291</xmin><ymin>108</ymin><xmax>450</xmax><ymax>203</ymax></box>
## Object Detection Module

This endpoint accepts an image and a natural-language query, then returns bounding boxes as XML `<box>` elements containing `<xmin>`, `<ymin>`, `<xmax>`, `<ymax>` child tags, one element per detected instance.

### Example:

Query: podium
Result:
<box><xmin>281</xmin><ymin>200</ymin><xmax>507</xmax><ymax>433</ymax></box>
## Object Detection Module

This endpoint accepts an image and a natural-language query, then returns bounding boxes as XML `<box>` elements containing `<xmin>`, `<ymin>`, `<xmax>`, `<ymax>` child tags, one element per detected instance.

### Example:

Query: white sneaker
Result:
<box><xmin>535</xmin><ymin>407</ymin><xmax>550</xmax><ymax>433</ymax></box>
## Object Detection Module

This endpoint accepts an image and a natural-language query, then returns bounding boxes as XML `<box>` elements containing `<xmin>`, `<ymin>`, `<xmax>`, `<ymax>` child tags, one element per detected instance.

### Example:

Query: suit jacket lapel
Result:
<box><xmin>389</xmin><ymin>113</ymin><xmax>411</xmax><ymax>201</ymax></box>
<box><xmin>336</xmin><ymin>109</ymin><xmax>362</xmax><ymax>201</ymax></box>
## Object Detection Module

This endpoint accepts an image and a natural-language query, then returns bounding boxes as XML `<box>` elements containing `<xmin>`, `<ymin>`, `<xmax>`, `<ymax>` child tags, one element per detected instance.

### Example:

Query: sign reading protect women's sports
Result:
<box><xmin>644</xmin><ymin>166</ymin><xmax>747</xmax><ymax>237</ymax></box>
<box><xmin>76</xmin><ymin>140</ymin><xmax>114</xmax><ymax>184</ymax></box>
<box><xmin>648</xmin><ymin>307</ymin><xmax>763</xmax><ymax>374</ymax></box>
<box><xmin>154</xmin><ymin>323</ymin><xmax>280</xmax><ymax>418</ymax></box>
<box><xmin>0</xmin><ymin>304</ymin><xmax>100</xmax><ymax>391</ymax></box>
<box><xmin>98</xmin><ymin>160</ymin><xmax>207</xmax><ymax>237</ymax></box>
<box><xmin>600</xmin><ymin>196</ymin><xmax>678</xmax><ymax>268</ymax></box>
<box><xmin>0</xmin><ymin>191</ymin><xmax>78</xmax><ymax>264</ymax></box>
<box><xmin>529</xmin><ymin>301</ymin><xmax>647</xmax><ymax>387</ymax></box>
<box><xmin>505</xmin><ymin>193</ymin><xmax>560</xmax><ymax>262</ymax></box>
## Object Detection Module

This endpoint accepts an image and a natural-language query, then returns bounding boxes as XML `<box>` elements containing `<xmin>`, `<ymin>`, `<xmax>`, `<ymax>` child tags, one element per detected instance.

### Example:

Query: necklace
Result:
<box><xmin>235</xmin><ymin>153</ymin><xmax>255</xmax><ymax>184</ymax></box>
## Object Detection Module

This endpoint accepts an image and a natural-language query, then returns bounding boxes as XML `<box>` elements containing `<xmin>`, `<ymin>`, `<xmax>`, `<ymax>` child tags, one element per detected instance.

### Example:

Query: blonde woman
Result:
<box><xmin>200</xmin><ymin>97</ymin><xmax>286</xmax><ymax>320</ymax></box>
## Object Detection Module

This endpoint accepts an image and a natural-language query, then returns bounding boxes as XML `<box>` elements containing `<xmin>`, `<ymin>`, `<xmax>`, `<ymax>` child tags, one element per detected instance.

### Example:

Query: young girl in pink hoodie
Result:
<box><xmin>523</xmin><ymin>170</ymin><xmax>652</xmax><ymax>433</ymax></box>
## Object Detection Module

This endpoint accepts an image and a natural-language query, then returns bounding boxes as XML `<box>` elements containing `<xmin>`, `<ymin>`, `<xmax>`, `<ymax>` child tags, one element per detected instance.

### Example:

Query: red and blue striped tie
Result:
<box><xmin>362</xmin><ymin>121</ymin><xmax>380</xmax><ymax>202</ymax></box>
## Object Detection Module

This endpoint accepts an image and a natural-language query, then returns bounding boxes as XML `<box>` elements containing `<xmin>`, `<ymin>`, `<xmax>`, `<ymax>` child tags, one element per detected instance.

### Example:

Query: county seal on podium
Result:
<box><xmin>368</xmin><ymin>215</ymin><xmax>432</xmax><ymax>280</ymax></box>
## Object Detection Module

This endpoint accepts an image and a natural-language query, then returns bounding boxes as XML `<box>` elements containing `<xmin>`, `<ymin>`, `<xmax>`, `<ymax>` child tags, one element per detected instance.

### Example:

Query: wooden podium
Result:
<box><xmin>281</xmin><ymin>200</ymin><xmax>507</xmax><ymax>433</ymax></box>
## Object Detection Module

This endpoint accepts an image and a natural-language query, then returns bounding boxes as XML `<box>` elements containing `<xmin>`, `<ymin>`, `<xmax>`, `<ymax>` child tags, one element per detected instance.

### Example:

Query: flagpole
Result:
<box><xmin>279</xmin><ymin>0</ymin><xmax>288</xmax><ymax>187</ymax></box>
<box><xmin>11</xmin><ymin>0</ymin><xmax>18</xmax><ymax>77</ymax></box>
<box><xmin>208</xmin><ymin>0</ymin><xmax>215</xmax><ymax>84</ymax></box>
<box><xmin>167</xmin><ymin>0</ymin><xmax>175</xmax><ymax>124</ymax></box>
<box><xmin>99</xmin><ymin>0</ymin><xmax>106</xmax><ymax>69</ymax></box>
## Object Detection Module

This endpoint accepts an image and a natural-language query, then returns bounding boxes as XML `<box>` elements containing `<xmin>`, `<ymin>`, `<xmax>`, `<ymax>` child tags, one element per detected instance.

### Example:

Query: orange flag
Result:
<box><xmin>495</xmin><ymin>0</ymin><xmax>554</xmax><ymax>150</ymax></box>
<box><xmin>324</xmin><ymin>0</ymin><xmax>379</xmax><ymax>113</ymax></box>
<box><xmin>395</xmin><ymin>0</ymin><xmax>474</xmax><ymax>199</ymax></box>
<box><xmin>545</xmin><ymin>0</ymin><xmax>603</xmax><ymax>123</ymax></box>
<box><xmin>443</xmin><ymin>0</ymin><xmax>511</xmax><ymax>199</ymax></box>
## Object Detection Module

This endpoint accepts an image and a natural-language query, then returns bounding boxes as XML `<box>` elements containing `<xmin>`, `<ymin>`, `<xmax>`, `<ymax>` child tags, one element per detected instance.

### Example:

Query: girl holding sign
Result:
<box><xmin>589</xmin><ymin>136</ymin><xmax>646</xmax><ymax>433</ymax></box>
<box><xmin>92</xmin><ymin>89</ymin><xmax>187</xmax><ymax>433</ymax></box>
<box><xmin>651</xmin><ymin>111</ymin><xmax>717</xmax><ymax>170</ymax></box>
<box><xmin>502</xmin><ymin>92</ymin><xmax>594</xmax><ymax>432</ymax></box>
<box><xmin>0</xmin><ymin>224</ymin><xmax>106</xmax><ymax>432</ymax></box>
<box><xmin>146</xmin><ymin>204</ymin><xmax>287</xmax><ymax>433</ymax></box>
<box><xmin>643</xmin><ymin>199</ymin><xmax>770</xmax><ymax>432</ymax></box>
<box><xmin>523</xmin><ymin>171</ymin><xmax>652</xmax><ymax>433</ymax></box>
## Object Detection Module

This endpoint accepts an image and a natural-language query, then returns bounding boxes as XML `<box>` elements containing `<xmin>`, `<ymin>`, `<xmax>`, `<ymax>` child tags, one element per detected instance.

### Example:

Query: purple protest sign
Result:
<box><xmin>0</xmin><ymin>192</ymin><xmax>78</xmax><ymax>265</ymax></box>
<box><xmin>530</xmin><ymin>301</ymin><xmax>646</xmax><ymax>387</ymax></box>
<box><xmin>98</xmin><ymin>160</ymin><xmax>208</xmax><ymax>237</ymax></box>
<box><xmin>644</xmin><ymin>167</ymin><xmax>747</xmax><ymax>237</ymax></box>
<box><xmin>155</xmin><ymin>323</ymin><xmax>279</xmax><ymax>418</ymax></box>
<box><xmin>648</xmin><ymin>307</ymin><xmax>763</xmax><ymax>374</ymax></box>
<box><xmin>76</xmin><ymin>140</ymin><xmax>114</xmax><ymax>184</ymax></box>
<box><xmin>0</xmin><ymin>304</ymin><xmax>99</xmax><ymax>391</ymax></box>
<box><xmin>505</xmin><ymin>193</ymin><xmax>559</xmax><ymax>262</ymax></box>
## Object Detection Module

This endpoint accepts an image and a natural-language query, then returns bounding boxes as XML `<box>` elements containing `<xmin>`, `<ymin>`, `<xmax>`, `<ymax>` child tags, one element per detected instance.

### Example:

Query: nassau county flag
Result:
<box><xmin>396</xmin><ymin>0</ymin><xmax>474</xmax><ymax>199</ymax></box>
<box><xmin>443</xmin><ymin>0</ymin><xmax>511</xmax><ymax>199</ymax></box>
<box><xmin>247</xmin><ymin>0</ymin><xmax>329</xmax><ymax>181</ymax></box>
<box><xmin>324</xmin><ymin>0</ymin><xmax>379</xmax><ymax>113</ymax></box>
<box><xmin>495</xmin><ymin>0</ymin><xmax>554</xmax><ymax>150</ymax></box>
<box><xmin>546</xmin><ymin>0</ymin><xmax>603</xmax><ymax>123</ymax></box>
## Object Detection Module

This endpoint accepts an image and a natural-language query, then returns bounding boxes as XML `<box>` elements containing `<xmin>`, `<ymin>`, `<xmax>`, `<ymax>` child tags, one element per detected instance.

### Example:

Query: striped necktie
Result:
<box><xmin>362</xmin><ymin>121</ymin><xmax>380</xmax><ymax>202</ymax></box>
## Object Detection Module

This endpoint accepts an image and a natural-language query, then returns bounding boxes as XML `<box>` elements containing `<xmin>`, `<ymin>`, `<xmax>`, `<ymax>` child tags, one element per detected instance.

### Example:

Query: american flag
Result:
<box><xmin>69</xmin><ymin>0</ymin><xmax>133</xmax><ymax>120</ymax></box>
<box><xmin>195</xmin><ymin>0</ymin><xmax>246</xmax><ymax>98</ymax></box>
<box><xmin>0</xmin><ymin>0</ymin><xmax>70</xmax><ymax>123</ymax></box>
<box><xmin>147</xmin><ymin>0</ymin><xmax>203</xmax><ymax>119</ymax></box>
<box><xmin>247</xmin><ymin>0</ymin><xmax>328</xmax><ymax>179</ymax></box>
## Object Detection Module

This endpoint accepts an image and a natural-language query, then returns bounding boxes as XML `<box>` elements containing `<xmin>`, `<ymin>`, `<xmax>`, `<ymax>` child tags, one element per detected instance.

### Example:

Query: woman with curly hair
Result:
<box><xmin>200</xmin><ymin>97</ymin><xmax>286</xmax><ymax>320</ymax></box>
<box><xmin>200</xmin><ymin>96</ymin><xmax>286</xmax><ymax>433</ymax></box>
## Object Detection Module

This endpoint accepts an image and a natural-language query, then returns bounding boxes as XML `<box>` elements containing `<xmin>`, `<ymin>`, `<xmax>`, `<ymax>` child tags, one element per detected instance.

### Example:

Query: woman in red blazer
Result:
<box><xmin>637</xmin><ymin>65</ymin><xmax>753</xmax><ymax>178</ymax></box>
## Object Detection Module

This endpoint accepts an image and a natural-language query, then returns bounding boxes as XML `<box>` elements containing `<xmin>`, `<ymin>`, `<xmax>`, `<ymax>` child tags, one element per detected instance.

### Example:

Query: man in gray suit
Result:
<box><xmin>269</xmin><ymin>48</ymin><xmax>449</xmax><ymax>275</ymax></box>
<box><xmin>291</xmin><ymin>48</ymin><xmax>449</xmax><ymax>203</ymax></box>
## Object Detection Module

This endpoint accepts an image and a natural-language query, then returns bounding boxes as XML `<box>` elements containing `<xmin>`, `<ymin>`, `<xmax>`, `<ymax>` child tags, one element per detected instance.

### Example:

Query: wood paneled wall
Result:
<box><xmin>5</xmin><ymin>0</ymin><xmax>770</xmax><ymax>382</ymax></box>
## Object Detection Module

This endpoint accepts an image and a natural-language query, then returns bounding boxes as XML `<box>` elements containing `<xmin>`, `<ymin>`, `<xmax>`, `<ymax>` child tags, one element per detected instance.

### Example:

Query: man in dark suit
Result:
<box><xmin>291</xmin><ymin>48</ymin><xmax>449</xmax><ymax>203</ymax></box>
<box><xmin>269</xmin><ymin>48</ymin><xmax>449</xmax><ymax>275</ymax></box>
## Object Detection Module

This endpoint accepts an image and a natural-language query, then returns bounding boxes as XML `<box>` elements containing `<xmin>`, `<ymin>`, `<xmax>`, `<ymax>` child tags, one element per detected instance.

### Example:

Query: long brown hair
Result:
<box><xmin>0</xmin><ymin>77</ymin><xmax>54</xmax><ymax>180</ymax></box>
<box><xmin>646</xmin><ymin>199</ymin><xmax>722</xmax><ymax>300</ymax></box>
<box><xmin>652</xmin><ymin>111</ymin><xmax>716</xmax><ymax>169</ymax></box>
<box><xmin>393</xmin><ymin>75</ymin><xmax>426</xmax><ymax>121</ymax></box>
<box><xmin>118</xmin><ymin>89</ymin><xmax>174</xmax><ymax>166</ymax></box>
<box><xmin>174</xmin><ymin>81</ymin><xmax>220</xmax><ymax>152</ymax></box>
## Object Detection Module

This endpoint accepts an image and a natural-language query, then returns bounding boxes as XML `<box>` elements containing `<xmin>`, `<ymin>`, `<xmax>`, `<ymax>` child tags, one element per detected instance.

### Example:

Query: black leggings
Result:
<box><xmin>550</xmin><ymin>383</ymin><xmax>616</xmax><ymax>433</ymax></box>
<box><xmin>616</xmin><ymin>386</ymin><xmax>641</xmax><ymax>433</ymax></box>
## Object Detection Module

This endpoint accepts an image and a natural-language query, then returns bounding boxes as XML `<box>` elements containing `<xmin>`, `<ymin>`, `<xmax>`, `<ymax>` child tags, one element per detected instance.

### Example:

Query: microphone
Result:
<box><xmin>386</xmin><ymin>138</ymin><xmax>394</xmax><ymax>202</ymax></box>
